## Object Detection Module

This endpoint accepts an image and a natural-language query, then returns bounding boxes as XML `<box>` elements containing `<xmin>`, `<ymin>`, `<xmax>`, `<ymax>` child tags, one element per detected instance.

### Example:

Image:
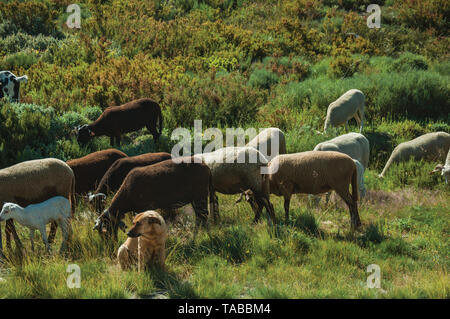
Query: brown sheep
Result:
<box><xmin>66</xmin><ymin>149</ymin><xmax>128</xmax><ymax>195</ymax></box>
<box><xmin>93</xmin><ymin>158</ymin><xmax>213</xmax><ymax>240</ymax></box>
<box><xmin>0</xmin><ymin>158</ymin><xmax>75</xmax><ymax>257</ymax></box>
<box><xmin>244</xmin><ymin>151</ymin><xmax>361</xmax><ymax>229</ymax></box>
<box><xmin>75</xmin><ymin>98</ymin><xmax>163</xmax><ymax>146</ymax></box>
<box><xmin>93</xmin><ymin>152</ymin><xmax>172</xmax><ymax>197</ymax></box>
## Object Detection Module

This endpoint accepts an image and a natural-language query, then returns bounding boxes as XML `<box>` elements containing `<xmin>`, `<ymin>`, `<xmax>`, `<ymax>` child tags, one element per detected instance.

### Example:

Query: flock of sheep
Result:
<box><xmin>0</xmin><ymin>83</ymin><xmax>449</xmax><ymax>270</ymax></box>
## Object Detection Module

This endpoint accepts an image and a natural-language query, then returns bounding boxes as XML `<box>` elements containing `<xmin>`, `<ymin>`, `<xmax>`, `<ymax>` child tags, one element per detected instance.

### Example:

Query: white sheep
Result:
<box><xmin>430</xmin><ymin>149</ymin><xmax>450</xmax><ymax>184</ymax></box>
<box><xmin>246</xmin><ymin>127</ymin><xmax>287</xmax><ymax>161</ymax></box>
<box><xmin>312</xmin><ymin>132</ymin><xmax>369</xmax><ymax>203</ymax></box>
<box><xmin>0</xmin><ymin>196</ymin><xmax>72</xmax><ymax>253</ymax></box>
<box><xmin>194</xmin><ymin>146</ymin><xmax>276</xmax><ymax>224</ymax></box>
<box><xmin>379</xmin><ymin>132</ymin><xmax>450</xmax><ymax>178</ymax></box>
<box><xmin>324</xmin><ymin>89</ymin><xmax>365</xmax><ymax>133</ymax></box>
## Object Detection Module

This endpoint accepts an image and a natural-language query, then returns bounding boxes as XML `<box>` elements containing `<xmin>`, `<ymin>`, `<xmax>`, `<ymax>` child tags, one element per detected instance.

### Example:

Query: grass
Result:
<box><xmin>0</xmin><ymin>173</ymin><xmax>448</xmax><ymax>299</ymax></box>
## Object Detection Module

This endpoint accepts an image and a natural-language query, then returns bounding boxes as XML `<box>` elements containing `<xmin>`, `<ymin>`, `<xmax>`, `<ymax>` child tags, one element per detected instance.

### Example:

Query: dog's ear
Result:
<box><xmin>147</xmin><ymin>217</ymin><xmax>161</xmax><ymax>225</ymax></box>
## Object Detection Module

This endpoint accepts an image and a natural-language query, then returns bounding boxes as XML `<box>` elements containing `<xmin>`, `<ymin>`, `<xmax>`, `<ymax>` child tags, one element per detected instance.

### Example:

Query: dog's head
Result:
<box><xmin>127</xmin><ymin>211</ymin><xmax>165</xmax><ymax>238</ymax></box>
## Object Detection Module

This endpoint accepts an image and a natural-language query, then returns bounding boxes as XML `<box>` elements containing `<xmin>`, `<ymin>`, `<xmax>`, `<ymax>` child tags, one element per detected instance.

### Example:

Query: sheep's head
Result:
<box><xmin>430</xmin><ymin>164</ymin><xmax>444</xmax><ymax>175</ymax></box>
<box><xmin>75</xmin><ymin>124</ymin><xmax>94</xmax><ymax>145</ymax></box>
<box><xmin>0</xmin><ymin>203</ymin><xmax>20</xmax><ymax>222</ymax></box>
<box><xmin>235</xmin><ymin>190</ymin><xmax>258</xmax><ymax>211</ymax></box>
<box><xmin>86</xmin><ymin>192</ymin><xmax>107</xmax><ymax>214</ymax></box>
<box><xmin>93</xmin><ymin>209</ymin><xmax>127</xmax><ymax>238</ymax></box>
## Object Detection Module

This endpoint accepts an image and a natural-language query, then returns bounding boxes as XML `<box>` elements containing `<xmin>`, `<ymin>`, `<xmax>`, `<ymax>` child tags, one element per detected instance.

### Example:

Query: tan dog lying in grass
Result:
<box><xmin>117</xmin><ymin>210</ymin><xmax>168</xmax><ymax>271</ymax></box>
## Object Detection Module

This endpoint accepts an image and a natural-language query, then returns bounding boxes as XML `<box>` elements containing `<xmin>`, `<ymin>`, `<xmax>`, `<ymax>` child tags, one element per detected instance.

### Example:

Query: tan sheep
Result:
<box><xmin>0</xmin><ymin>158</ymin><xmax>75</xmax><ymax>257</ymax></box>
<box><xmin>324</xmin><ymin>89</ymin><xmax>365</xmax><ymax>133</ymax></box>
<box><xmin>379</xmin><ymin>132</ymin><xmax>450</xmax><ymax>178</ymax></box>
<box><xmin>244</xmin><ymin>151</ymin><xmax>361</xmax><ymax>229</ymax></box>
<box><xmin>194</xmin><ymin>147</ymin><xmax>276</xmax><ymax>224</ymax></box>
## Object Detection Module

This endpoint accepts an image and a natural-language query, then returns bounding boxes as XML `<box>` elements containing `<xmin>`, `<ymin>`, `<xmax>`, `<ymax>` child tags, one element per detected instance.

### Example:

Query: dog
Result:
<box><xmin>0</xmin><ymin>71</ymin><xmax>28</xmax><ymax>102</ymax></box>
<box><xmin>117</xmin><ymin>210</ymin><xmax>168</xmax><ymax>271</ymax></box>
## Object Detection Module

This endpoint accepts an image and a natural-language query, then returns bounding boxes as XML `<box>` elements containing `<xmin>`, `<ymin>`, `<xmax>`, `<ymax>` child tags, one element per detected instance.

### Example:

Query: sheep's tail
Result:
<box><xmin>351</xmin><ymin>165</ymin><xmax>358</xmax><ymax>203</ymax></box>
<box><xmin>70</xmin><ymin>175</ymin><xmax>76</xmax><ymax>217</ymax></box>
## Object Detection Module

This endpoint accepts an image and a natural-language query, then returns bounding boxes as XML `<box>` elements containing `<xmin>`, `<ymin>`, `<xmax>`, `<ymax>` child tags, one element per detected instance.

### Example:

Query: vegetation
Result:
<box><xmin>0</xmin><ymin>0</ymin><xmax>448</xmax><ymax>298</ymax></box>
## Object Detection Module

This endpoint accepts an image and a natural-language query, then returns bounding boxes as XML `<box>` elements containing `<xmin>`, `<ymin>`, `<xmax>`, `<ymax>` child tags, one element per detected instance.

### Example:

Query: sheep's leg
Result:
<box><xmin>192</xmin><ymin>198</ymin><xmax>209</xmax><ymax>237</ymax></box>
<box><xmin>47</xmin><ymin>221</ymin><xmax>58</xmax><ymax>244</ymax></box>
<box><xmin>6</xmin><ymin>220</ymin><xmax>23</xmax><ymax>252</ymax></box>
<box><xmin>344</xmin><ymin>121</ymin><xmax>350</xmax><ymax>132</ymax></box>
<box><xmin>334</xmin><ymin>188</ymin><xmax>361</xmax><ymax>229</ymax></box>
<box><xmin>40</xmin><ymin>227</ymin><xmax>51</xmax><ymax>253</ymax></box>
<box><xmin>109</xmin><ymin>136</ymin><xmax>115</xmax><ymax>146</ymax></box>
<box><xmin>30</xmin><ymin>229</ymin><xmax>35</xmax><ymax>252</ymax></box>
<box><xmin>259</xmin><ymin>194</ymin><xmax>276</xmax><ymax>225</ymax></box>
<box><xmin>358</xmin><ymin>108</ymin><xmax>365</xmax><ymax>133</ymax></box>
<box><xmin>59</xmin><ymin>220</ymin><xmax>69</xmax><ymax>253</ymax></box>
<box><xmin>212</xmin><ymin>193</ymin><xmax>220</xmax><ymax>223</ymax></box>
<box><xmin>283</xmin><ymin>195</ymin><xmax>291</xmax><ymax>223</ymax></box>
<box><xmin>116</xmin><ymin>135</ymin><xmax>121</xmax><ymax>146</ymax></box>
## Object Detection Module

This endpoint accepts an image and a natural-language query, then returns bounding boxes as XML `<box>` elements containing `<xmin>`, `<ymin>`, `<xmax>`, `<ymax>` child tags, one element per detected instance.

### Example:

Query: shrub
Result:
<box><xmin>248</xmin><ymin>68</ymin><xmax>279</xmax><ymax>90</ymax></box>
<box><xmin>389</xmin><ymin>52</ymin><xmax>429</xmax><ymax>73</ymax></box>
<box><xmin>1</xmin><ymin>52</ymin><xmax>38</xmax><ymax>70</ymax></box>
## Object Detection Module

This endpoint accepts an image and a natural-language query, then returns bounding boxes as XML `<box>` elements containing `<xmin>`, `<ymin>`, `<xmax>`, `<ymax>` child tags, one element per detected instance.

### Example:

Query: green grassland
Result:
<box><xmin>0</xmin><ymin>0</ymin><xmax>449</xmax><ymax>298</ymax></box>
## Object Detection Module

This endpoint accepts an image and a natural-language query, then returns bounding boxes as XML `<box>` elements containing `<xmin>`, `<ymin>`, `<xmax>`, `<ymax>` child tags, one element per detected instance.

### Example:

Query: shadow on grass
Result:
<box><xmin>142</xmin><ymin>266</ymin><xmax>198</xmax><ymax>299</ymax></box>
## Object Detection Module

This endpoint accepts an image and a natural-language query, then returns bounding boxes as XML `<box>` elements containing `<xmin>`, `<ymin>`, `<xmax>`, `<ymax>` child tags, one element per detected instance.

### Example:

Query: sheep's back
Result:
<box><xmin>0</xmin><ymin>158</ymin><xmax>74</xmax><ymax>207</ymax></box>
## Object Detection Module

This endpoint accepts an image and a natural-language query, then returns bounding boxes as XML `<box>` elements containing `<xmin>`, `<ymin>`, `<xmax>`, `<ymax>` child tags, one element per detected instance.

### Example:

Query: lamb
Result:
<box><xmin>312</xmin><ymin>132</ymin><xmax>369</xmax><ymax>202</ymax></box>
<box><xmin>0</xmin><ymin>158</ymin><xmax>75</xmax><ymax>257</ymax></box>
<box><xmin>93</xmin><ymin>152</ymin><xmax>172</xmax><ymax>197</ymax></box>
<box><xmin>193</xmin><ymin>147</ymin><xmax>276</xmax><ymax>224</ymax></box>
<box><xmin>244</xmin><ymin>151</ymin><xmax>361</xmax><ymax>228</ymax></box>
<box><xmin>0</xmin><ymin>197</ymin><xmax>71</xmax><ymax>253</ymax></box>
<box><xmin>379</xmin><ymin>132</ymin><xmax>450</xmax><ymax>178</ymax></box>
<box><xmin>430</xmin><ymin>149</ymin><xmax>450</xmax><ymax>184</ymax></box>
<box><xmin>324</xmin><ymin>89</ymin><xmax>365</xmax><ymax>133</ymax></box>
<box><xmin>74</xmin><ymin>98</ymin><xmax>163</xmax><ymax>146</ymax></box>
<box><xmin>93</xmin><ymin>158</ymin><xmax>213</xmax><ymax>240</ymax></box>
<box><xmin>246</xmin><ymin>127</ymin><xmax>287</xmax><ymax>161</ymax></box>
<box><xmin>67</xmin><ymin>149</ymin><xmax>128</xmax><ymax>194</ymax></box>
<box><xmin>0</xmin><ymin>71</ymin><xmax>28</xmax><ymax>102</ymax></box>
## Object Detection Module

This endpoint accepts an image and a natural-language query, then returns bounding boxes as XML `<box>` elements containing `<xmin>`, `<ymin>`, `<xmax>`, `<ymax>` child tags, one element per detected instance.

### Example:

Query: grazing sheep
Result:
<box><xmin>0</xmin><ymin>158</ymin><xmax>75</xmax><ymax>257</ymax></box>
<box><xmin>430</xmin><ymin>149</ymin><xmax>450</xmax><ymax>184</ymax></box>
<box><xmin>246</xmin><ymin>127</ymin><xmax>287</xmax><ymax>161</ymax></box>
<box><xmin>193</xmin><ymin>147</ymin><xmax>276</xmax><ymax>224</ymax></box>
<box><xmin>313</xmin><ymin>132</ymin><xmax>369</xmax><ymax>168</ymax></box>
<box><xmin>74</xmin><ymin>98</ymin><xmax>163</xmax><ymax>146</ymax></box>
<box><xmin>93</xmin><ymin>158</ymin><xmax>213</xmax><ymax>240</ymax></box>
<box><xmin>0</xmin><ymin>197</ymin><xmax>71</xmax><ymax>253</ymax></box>
<box><xmin>117</xmin><ymin>210</ymin><xmax>168</xmax><ymax>271</ymax></box>
<box><xmin>93</xmin><ymin>152</ymin><xmax>172</xmax><ymax>197</ymax></box>
<box><xmin>312</xmin><ymin>132</ymin><xmax>369</xmax><ymax>203</ymax></box>
<box><xmin>379</xmin><ymin>132</ymin><xmax>450</xmax><ymax>178</ymax></box>
<box><xmin>67</xmin><ymin>149</ymin><xmax>128</xmax><ymax>194</ymax></box>
<box><xmin>245</xmin><ymin>151</ymin><xmax>361</xmax><ymax>228</ymax></box>
<box><xmin>0</xmin><ymin>71</ymin><xmax>28</xmax><ymax>102</ymax></box>
<box><xmin>324</xmin><ymin>89</ymin><xmax>365</xmax><ymax>133</ymax></box>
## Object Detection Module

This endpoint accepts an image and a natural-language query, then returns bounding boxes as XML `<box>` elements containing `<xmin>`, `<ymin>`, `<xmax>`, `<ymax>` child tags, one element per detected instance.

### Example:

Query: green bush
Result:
<box><xmin>1</xmin><ymin>52</ymin><xmax>38</xmax><ymax>70</ymax></box>
<box><xmin>390</xmin><ymin>52</ymin><xmax>429</xmax><ymax>72</ymax></box>
<box><xmin>248</xmin><ymin>68</ymin><xmax>279</xmax><ymax>90</ymax></box>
